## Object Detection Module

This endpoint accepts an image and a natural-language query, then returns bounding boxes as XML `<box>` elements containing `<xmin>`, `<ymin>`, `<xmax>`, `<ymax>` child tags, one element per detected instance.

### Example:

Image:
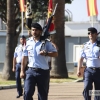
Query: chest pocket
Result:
<box><xmin>27</xmin><ymin>46</ymin><xmax>34</xmax><ymax>57</ymax></box>
<box><xmin>17</xmin><ymin>48</ymin><xmax>23</xmax><ymax>55</ymax></box>
<box><xmin>84</xmin><ymin>48</ymin><xmax>91</xmax><ymax>57</ymax></box>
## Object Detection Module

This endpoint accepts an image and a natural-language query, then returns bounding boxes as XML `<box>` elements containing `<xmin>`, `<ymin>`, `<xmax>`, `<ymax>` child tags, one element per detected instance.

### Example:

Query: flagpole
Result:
<box><xmin>19</xmin><ymin>0</ymin><xmax>25</xmax><ymax>35</ymax></box>
<box><xmin>91</xmin><ymin>0</ymin><xmax>94</xmax><ymax>27</ymax></box>
<box><xmin>21</xmin><ymin>12</ymin><xmax>24</xmax><ymax>35</ymax></box>
<box><xmin>86</xmin><ymin>0</ymin><xmax>98</xmax><ymax>27</ymax></box>
<box><xmin>91</xmin><ymin>16</ymin><xmax>94</xmax><ymax>27</ymax></box>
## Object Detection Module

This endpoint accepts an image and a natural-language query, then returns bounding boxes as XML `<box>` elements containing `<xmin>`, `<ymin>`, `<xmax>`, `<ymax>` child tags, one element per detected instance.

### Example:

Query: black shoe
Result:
<box><xmin>16</xmin><ymin>94</ymin><xmax>22</xmax><ymax>98</ymax></box>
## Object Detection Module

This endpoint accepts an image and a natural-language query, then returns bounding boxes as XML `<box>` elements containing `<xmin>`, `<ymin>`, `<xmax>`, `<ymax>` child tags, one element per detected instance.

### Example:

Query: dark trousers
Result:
<box><xmin>24</xmin><ymin>68</ymin><xmax>50</xmax><ymax>100</ymax></box>
<box><xmin>83</xmin><ymin>67</ymin><xmax>100</xmax><ymax>100</ymax></box>
<box><xmin>15</xmin><ymin>63</ymin><xmax>23</xmax><ymax>95</ymax></box>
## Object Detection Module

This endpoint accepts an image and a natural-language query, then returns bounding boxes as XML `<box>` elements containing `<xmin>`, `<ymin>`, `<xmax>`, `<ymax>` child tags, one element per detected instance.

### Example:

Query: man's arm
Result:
<box><xmin>47</xmin><ymin>52</ymin><xmax>58</xmax><ymax>57</ymax></box>
<box><xmin>12</xmin><ymin>57</ymin><xmax>16</xmax><ymax>72</ymax></box>
<box><xmin>39</xmin><ymin>50</ymin><xmax>58</xmax><ymax>57</ymax></box>
<box><xmin>39</xmin><ymin>41</ymin><xmax>58</xmax><ymax>57</ymax></box>
<box><xmin>77</xmin><ymin>57</ymin><xmax>84</xmax><ymax>77</ymax></box>
<box><xmin>20</xmin><ymin>56</ymin><xmax>28</xmax><ymax>78</ymax></box>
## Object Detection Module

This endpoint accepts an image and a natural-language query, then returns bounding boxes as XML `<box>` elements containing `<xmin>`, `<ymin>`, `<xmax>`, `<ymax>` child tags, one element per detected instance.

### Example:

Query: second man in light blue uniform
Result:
<box><xmin>77</xmin><ymin>27</ymin><xmax>100</xmax><ymax>100</ymax></box>
<box><xmin>12</xmin><ymin>35</ymin><xmax>26</xmax><ymax>98</ymax></box>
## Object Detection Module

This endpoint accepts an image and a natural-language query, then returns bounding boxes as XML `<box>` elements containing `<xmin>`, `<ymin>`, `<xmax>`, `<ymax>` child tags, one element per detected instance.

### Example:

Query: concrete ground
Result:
<box><xmin>0</xmin><ymin>82</ymin><xmax>93</xmax><ymax>100</ymax></box>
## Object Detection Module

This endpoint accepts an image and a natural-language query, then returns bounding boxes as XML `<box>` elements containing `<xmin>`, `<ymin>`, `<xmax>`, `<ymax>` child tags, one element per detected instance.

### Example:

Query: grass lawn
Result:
<box><xmin>0</xmin><ymin>74</ymin><xmax>83</xmax><ymax>85</ymax></box>
<box><xmin>50</xmin><ymin>74</ymin><xmax>82</xmax><ymax>83</ymax></box>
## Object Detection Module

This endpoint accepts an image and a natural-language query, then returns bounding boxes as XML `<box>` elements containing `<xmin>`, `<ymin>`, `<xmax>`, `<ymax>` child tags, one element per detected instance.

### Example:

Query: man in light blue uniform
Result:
<box><xmin>77</xmin><ymin>27</ymin><xmax>100</xmax><ymax>100</ymax></box>
<box><xmin>12</xmin><ymin>35</ymin><xmax>26</xmax><ymax>98</ymax></box>
<box><xmin>20</xmin><ymin>23</ymin><xmax>58</xmax><ymax>100</ymax></box>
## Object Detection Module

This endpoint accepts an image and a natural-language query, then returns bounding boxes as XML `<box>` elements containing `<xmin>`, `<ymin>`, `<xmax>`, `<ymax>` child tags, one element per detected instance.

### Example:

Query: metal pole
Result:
<box><xmin>67</xmin><ymin>9</ymin><xmax>73</xmax><ymax>21</ymax></box>
<box><xmin>65</xmin><ymin>10</ymin><xmax>70</xmax><ymax>21</ymax></box>
<box><xmin>21</xmin><ymin>12</ymin><xmax>23</xmax><ymax>35</ymax></box>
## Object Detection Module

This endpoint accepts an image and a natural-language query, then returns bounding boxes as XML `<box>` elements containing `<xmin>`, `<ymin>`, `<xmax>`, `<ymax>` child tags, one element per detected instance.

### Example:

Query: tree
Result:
<box><xmin>1</xmin><ymin>0</ymin><xmax>21</xmax><ymax>80</ymax></box>
<box><xmin>0</xmin><ymin>0</ymin><xmax>73</xmax><ymax>80</ymax></box>
<box><xmin>50</xmin><ymin>0</ymin><xmax>68</xmax><ymax>78</ymax></box>
<box><xmin>30</xmin><ymin>0</ymin><xmax>73</xmax><ymax>22</ymax></box>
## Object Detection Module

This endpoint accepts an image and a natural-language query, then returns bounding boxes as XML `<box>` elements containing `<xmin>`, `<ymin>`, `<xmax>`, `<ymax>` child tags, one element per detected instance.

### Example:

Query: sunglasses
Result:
<box><xmin>88</xmin><ymin>32</ymin><xmax>95</xmax><ymax>35</ymax></box>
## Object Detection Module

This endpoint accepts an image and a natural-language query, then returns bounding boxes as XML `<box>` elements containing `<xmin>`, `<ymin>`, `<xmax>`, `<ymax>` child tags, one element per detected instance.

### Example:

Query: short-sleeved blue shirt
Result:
<box><xmin>80</xmin><ymin>41</ymin><xmax>100</xmax><ymax>67</ymax></box>
<box><xmin>14</xmin><ymin>44</ymin><xmax>23</xmax><ymax>63</ymax></box>
<box><xmin>23</xmin><ymin>37</ymin><xmax>57</xmax><ymax>69</ymax></box>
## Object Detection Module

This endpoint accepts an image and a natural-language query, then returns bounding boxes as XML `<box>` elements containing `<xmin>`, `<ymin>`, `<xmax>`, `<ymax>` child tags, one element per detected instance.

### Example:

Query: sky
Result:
<box><xmin>65</xmin><ymin>0</ymin><xmax>100</xmax><ymax>22</ymax></box>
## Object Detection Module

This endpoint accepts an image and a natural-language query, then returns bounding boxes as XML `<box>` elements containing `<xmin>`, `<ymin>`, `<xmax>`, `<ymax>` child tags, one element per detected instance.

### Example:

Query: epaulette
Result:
<box><xmin>45</xmin><ymin>38</ymin><xmax>50</xmax><ymax>42</ymax></box>
<box><xmin>96</xmin><ymin>40</ymin><xmax>100</xmax><ymax>47</ymax></box>
<box><xmin>41</xmin><ymin>39</ymin><xmax>50</xmax><ymax>43</ymax></box>
<box><xmin>26</xmin><ymin>37</ymin><xmax>30</xmax><ymax>41</ymax></box>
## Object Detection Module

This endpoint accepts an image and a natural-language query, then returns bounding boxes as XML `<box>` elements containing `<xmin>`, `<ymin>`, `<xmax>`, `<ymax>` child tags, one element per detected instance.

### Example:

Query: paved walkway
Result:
<box><xmin>0</xmin><ymin>82</ymin><xmax>87</xmax><ymax>100</ymax></box>
<box><xmin>0</xmin><ymin>82</ymin><xmax>95</xmax><ymax>100</ymax></box>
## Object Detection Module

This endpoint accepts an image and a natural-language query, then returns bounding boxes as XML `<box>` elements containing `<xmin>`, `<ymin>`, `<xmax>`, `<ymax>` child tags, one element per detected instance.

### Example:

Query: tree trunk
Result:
<box><xmin>2</xmin><ymin>0</ymin><xmax>15</xmax><ymax>80</ymax></box>
<box><xmin>50</xmin><ymin>0</ymin><xmax>68</xmax><ymax>78</ymax></box>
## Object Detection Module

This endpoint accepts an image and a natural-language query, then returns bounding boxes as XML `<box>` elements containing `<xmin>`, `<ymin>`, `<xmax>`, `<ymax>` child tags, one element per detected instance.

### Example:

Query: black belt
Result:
<box><xmin>28</xmin><ymin>67</ymin><xmax>41</xmax><ymax>71</ymax></box>
<box><xmin>17</xmin><ymin>63</ymin><xmax>21</xmax><ymax>64</ymax></box>
<box><xmin>89</xmin><ymin>67</ymin><xmax>100</xmax><ymax>70</ymax></box>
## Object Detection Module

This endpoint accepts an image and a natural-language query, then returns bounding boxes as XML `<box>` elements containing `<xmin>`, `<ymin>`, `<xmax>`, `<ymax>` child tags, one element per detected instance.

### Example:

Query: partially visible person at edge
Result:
<box><xmin>12</xmin><ymin>35</ymin><xmax>26</xmax><ymax>98</ymax></box>
<box><xmin>20</xmin><ymin>23</ymin><xmax>58</xmax><ymax>100</ymax></box>
<box><xmin>77</xmin><ymin>27</ymin><xmax>100</xmax><ymax>100</ymax></box>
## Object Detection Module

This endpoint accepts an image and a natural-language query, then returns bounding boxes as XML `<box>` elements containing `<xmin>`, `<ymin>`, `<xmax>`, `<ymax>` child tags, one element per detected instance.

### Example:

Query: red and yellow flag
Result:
<box><xmin>47</xmin><ymin>0</ymin><xmax>55</xmax><ymax>33</ymax></box>
<box><xmin>19</xmin><ymin>0</ymin><xmax>25</xmax><ymax>12</ymax></box>
<box><xmin>86</xmin><ymin>0</ymin><xmax>98</xmax><ymax>16</ymax></box>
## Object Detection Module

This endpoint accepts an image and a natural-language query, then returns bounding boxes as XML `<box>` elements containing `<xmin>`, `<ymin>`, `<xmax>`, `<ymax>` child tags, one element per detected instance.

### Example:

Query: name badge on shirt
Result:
<box><xmin>27</xmin><ymin>46</ymin><xmax>34</xmax><ymax>57</ymax></box>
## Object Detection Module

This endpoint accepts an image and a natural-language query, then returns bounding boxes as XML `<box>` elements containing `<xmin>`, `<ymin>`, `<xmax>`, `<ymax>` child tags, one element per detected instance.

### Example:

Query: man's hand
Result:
<box><xmin>12</xmin><ymin>67</ymin><xmax>15</xmax><ymax>72</ymax></box>
<box><xmin>20</xmin><ymin>70</ymin><xmax>25</xmax><ymax>78</ymax></box>
<box><xmin>77</xmin><ymin>70</ymin><xmax>82</xmax><ymax>77</ymax></box>
<box><xmin>39</xmin><ymin>50</ymin><xmax>47</xmax><ymax>56</ymax></box>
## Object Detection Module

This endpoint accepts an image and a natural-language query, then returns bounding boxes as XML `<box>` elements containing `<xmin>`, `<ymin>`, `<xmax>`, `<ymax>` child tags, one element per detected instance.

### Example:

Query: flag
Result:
<box><xmin>47</xmin><ymin>0</ymin><xmax>56</xmax><ymax>34</ymax></box>
<box><xmin>86</xmin><ymin>0</ymin><xmax>98</xmax><ymax>16</ymax></box>
<box><xmin>19</xmin><ymin>0</ymin><xmax>25</xmax><ymax>12</ymax></box>
<box><xmin>25</xmin><ymin>0</ymin><xmax>32</xmax><ymax>30</ymax></box>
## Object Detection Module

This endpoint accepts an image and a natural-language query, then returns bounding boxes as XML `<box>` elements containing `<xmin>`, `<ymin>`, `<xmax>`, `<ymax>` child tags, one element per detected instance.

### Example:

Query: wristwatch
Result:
<box><xmin>45</xmin><ymin>51</ymin><xmax>48</xmax><ymax>56</ymax></box>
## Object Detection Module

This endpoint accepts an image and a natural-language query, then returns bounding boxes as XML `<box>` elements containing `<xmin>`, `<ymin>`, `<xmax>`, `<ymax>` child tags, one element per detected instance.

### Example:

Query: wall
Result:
<box><xmin>0</xmin><ymin>21</ymin><xmax>100</xmax><ymax>72</ymax></box>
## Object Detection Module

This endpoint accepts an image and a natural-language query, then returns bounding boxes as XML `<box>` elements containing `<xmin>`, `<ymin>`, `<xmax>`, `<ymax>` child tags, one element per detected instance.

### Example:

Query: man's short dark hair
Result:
<box><xmin>20</xmin><ymin>35</ymin><xmax>26</xmax><ymax>39</ymax></box>
<box><xmin>31</xmin><ymin>23</ymin><xmax>42</xmax><ymax>31</ymax></box>
<box><xmin>88</xmin><ymin>27</ymin><xmax>97</xmax><ymax>33</ymax></box>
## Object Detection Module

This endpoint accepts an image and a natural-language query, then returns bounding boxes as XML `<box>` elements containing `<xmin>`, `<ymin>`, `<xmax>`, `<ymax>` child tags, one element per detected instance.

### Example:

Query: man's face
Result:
<box><xmin>88</xmin><ymin>31</ymin><xmax>98</xmax><ymax>40</ymax></box>
<box><xmin>20</xmin><ymin>38</ymin><xmax>26</xmax><ymax>45</ymax></box>
<box><xmin>31</xmin><ymin>27</ymin><xmax>42</xmax><ymax>38</ymax></box>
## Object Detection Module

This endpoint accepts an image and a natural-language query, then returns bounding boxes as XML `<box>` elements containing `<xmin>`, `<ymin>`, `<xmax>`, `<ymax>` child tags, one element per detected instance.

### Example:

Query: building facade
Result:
<box><xmin>0</xmin><ymin>19</ymin><xmax>100</xmax><ymax>72</ymax></box>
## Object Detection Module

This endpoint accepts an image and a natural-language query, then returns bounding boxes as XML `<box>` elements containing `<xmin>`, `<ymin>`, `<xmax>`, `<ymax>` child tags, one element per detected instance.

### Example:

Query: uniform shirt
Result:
<box><xmin>47</xmin><ymin>57</ymin><xmax>51</xmax><ymax>63</ymax></box>
<box><xmin>14</xmin><ymin>44</ymin><xmax>24</xmax><ymax>63</ymax></box>
<box><xmin>23</xmin><ymin>37</ymin><xmax>57</xmax><ymax>70</ymax></box>
<box><xmin>80</xmin><ymin>41</ymin><xmax>100</xmax><ymax>67</ymax></box>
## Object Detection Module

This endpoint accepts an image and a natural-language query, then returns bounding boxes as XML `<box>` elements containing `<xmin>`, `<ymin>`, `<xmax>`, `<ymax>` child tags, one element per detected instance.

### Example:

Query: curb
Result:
<box><xmin>0</xmin><ymin>84</ymin><xmax>16</xmax><ymax>90</ymax></box>
<box><xmin>73</xmin><ymin>79</ymin><xmax>83</xmax><ymax>82</ymax></box>
<box><xmin>0</xmin><ymin>80</ymin><xmax>83</xmax><ymax>90</ymax></box>
<box><xmin>0</xmin><ymin>84</ymin><xmax>24</xmax><ymax>90</ymax></box>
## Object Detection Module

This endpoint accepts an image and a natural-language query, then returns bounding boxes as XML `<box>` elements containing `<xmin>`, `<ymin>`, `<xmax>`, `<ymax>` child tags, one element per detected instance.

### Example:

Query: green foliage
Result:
<box><xmin>0</xmin><ymin>0</ymin><xmax>73</xmax><ymax>23</ymax></box>
<box><xmin>0</xmin><ymin>0</ymin><xmax>20</xmax><ymax>23</ymax></box>
<box><xmin>31</xmin><ymin>0</ymin><xmax>73</xmax><ymax>22</ymax></box>
<box><xmin>31</xmin><ymin>0</ymin><xmax>48</xmax><ymax>22</ymax></box>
